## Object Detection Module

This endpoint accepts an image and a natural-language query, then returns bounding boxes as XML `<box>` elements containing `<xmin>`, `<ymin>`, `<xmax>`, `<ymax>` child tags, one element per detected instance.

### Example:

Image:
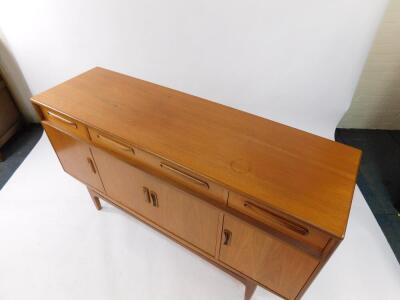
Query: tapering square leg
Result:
<box><xmin>87</xmin><ymin>187</ymin><xmax>102</xmax><ymax>210</ymax></box>
<box><xmin>244</xmin><ymin>279</ymin><xmax>257</xmax><ymax>300</ymax></box>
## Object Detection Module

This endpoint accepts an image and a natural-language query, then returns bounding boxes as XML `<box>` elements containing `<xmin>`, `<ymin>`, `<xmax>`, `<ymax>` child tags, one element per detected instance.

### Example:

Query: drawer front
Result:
<box><xmin>86</xmin><ymin>126</ymin><xmax>228</xmax><ymax>205</ymax></box>
<box><xmin>219</xmin><ymin>215</ymin><xmax>319</xmax><ymax>299</ymax></box>
<box><xmin>88</xmin><ymin>127</ymin><xmax>135</xmax><ymax>160</ymax></box>
<box><xmin>91</xmin><ymin>147</ymin><xmax>221</xmax><ymax>255</ymax></box>
<box><xmin>228</xmin><ymin>192</ymin><xmax>330</xmax><ymax>252</ymax></box>
<box><xmin>134</xmin><ymin>147</ymin><xmax>228</xmax><ymax>205</ymax></box>
<box><xmin>41</xmin><ymin>107</ymin><xmax>89</xmax><ymax>141</ymax></box>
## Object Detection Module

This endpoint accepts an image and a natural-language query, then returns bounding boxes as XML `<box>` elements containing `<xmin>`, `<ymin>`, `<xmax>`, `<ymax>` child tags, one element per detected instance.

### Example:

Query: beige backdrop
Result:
<box><xmin>339</xmin><ymin>0</ymin><xmax>400</xmax><ymax>129</ymax></box>
<box><xmin>0</xmin><ymin>0</ymin><xmax>389</xmax><ymax>138</ymax></box>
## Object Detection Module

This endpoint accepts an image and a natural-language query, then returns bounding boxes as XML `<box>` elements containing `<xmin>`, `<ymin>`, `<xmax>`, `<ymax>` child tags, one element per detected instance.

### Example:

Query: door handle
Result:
<box><xmin>143</xmin><ymin>187</ymin><xmax>150</xmax><ymax>203</ymax></box>
<box><xmin>87</xmin><ymin>157</ymin><xmax>97</xmax><ymax>174</ymax></box>
<box><xmin>150</xmin><ymin>191</ymin><xmax>158</xmax><ymax>207</ymax></box>
<box><xmin>160</xmin><ymin>163</ymin><xmax>209</xmax><ymax>189</ymax></box>
<box><xmin>96</xmin><ymin>133</ymin><xmax>134</xmax><ymax>153</ymax></box>
<box><xmin>243</xmin><ymin>201</ymin><xmax>309</xmax><ymax>235</ymax></box>
<box><xmin>223</xmin><ymin>229</ymin><xmax>232</xmax><ymax>245</ymax></box>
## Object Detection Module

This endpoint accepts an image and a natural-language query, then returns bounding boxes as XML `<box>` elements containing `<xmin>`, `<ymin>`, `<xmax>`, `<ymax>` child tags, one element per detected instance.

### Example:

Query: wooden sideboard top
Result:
<box><xmin>32</xmin><ymin>67</ymin><xmax>361</xmax><ymax>238</ymax></box>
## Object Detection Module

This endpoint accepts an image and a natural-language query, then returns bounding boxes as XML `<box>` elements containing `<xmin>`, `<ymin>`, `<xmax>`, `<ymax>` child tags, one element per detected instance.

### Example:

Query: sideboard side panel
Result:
<box><xmin>43</xmin><ymin>123</ymin><xmax>105</xmax><ymax>192</ymax></box>
<box><xmin>219</xmin><ymin>214</ymin><xmax>319</xmax><ymax>299</ymax></box>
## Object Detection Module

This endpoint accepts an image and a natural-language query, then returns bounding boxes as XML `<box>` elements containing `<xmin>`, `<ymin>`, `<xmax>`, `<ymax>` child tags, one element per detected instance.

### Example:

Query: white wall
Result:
<box><xmin>0</xmin><ymin>0</ymin><xmax>388</xmax><ymax>138</ymax></box>
<box><xmin>339</xmin><ymin>0</ymin><xmax>400</xmax><ymax>129</ymax></box>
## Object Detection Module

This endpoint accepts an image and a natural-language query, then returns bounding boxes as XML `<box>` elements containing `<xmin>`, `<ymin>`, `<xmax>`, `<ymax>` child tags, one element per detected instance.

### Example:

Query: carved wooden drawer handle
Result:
<box><xmin>160</xmin><ymin>163</ymin><xmax>209</xmax><ymax>189</ymax></box>
<box><xmin>143</xmin><ymin>187</ymin><xmax>151</xmax><ymax>203</ymax></box>
<box><xmin>150</xmin><ymin>191</ymin><xmax>159</xmax><ymax>207</ymax></box>
<box><xmin>223</xmin><ymin>229</ymin><xmax>232</xmax><ymax>245</ymax></box>
<box><xmin>96</xmin><ymin>134</ymin><xmax>134</xmax><ymax>153</ymax></box>
<box><xmin>243</xmin><ymin>201</ymin><xmax>309</xmax><ymax>236</ymax></box>
<box><xmin>47</xmin><ymin>111</ymin><xmax>77</xmax><ymax>128</ymax></box>
<box><xmin>87</xmin><ymin>157</ymin><xmax>97</xmax><ymax>174</ymax></box>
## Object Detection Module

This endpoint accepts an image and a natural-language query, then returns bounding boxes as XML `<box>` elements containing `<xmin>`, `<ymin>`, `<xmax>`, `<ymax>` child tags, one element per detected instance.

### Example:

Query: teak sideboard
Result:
<box><xmin>31</xmin><ymin>67</ymin><xmax>361</xmax><ymax>300</ymax></box>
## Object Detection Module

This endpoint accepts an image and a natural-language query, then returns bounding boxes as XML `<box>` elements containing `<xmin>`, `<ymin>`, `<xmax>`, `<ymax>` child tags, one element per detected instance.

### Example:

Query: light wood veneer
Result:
<box><xmin>32</xmin><ymin>67</ymin><xmax>361</xmax><ymax>300</ymax></box>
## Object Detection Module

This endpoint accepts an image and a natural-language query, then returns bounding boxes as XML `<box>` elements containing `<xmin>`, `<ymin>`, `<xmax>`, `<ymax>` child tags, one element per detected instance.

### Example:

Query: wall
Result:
<box><xmin>339</xmin><ymin>0</ymin><xmax>400</xmax><ymax>129</ymax></box>
<box><xmin>0</xmin><ymin>0</ymin><xmax>388</xmax><ymax>138</ymax></box>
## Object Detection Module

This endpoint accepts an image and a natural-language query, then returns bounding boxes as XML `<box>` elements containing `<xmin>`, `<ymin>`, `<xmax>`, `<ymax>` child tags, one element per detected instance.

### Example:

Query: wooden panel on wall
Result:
<box><xmin>339</xmin><ymin>0</ymin><xmax>400</xmax><ymax>129</ymax></box>
<box><xmin>0</xmin><ymin>74</ymin><xmax>21</xmax><ymax>149</ymax></box>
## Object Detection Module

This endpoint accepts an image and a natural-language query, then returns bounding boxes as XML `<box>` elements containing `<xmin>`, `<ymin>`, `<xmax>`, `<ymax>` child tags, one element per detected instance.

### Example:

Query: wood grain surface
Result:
<box><xmin>32</xmin><ymin>67</ymin><xmax>361</xmax><ymax>238</ymax></box>
<box><xmin>91</xmin><ymin>146</ymin><xmax>221</xmax><ymax>255</ymax></box>
<box><xmin>219</xmin><ymin>215</ymin><xmax>319</xmax><ymax>299</ymax></box>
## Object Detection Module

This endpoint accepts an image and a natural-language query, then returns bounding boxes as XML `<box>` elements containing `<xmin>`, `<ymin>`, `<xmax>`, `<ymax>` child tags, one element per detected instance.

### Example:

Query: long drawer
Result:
<box><xmin>88</xmin><ymin>127</ymin><xmax>135</xmax><ymax>160</ymax></box>
<box><xmin>88</xmin><ymin>127</ymin><xmax>228</xmax><ymax>205</ymax></box>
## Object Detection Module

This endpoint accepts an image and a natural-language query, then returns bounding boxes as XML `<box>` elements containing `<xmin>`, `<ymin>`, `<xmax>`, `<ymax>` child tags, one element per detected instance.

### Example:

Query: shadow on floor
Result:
<box><xmin>0</xmin><ymin>123</ymin><xmax>43</xmax><ymax>189</ymax></box>
<box><xmin>336</xmin><ymin>128</ymin><xmax>400</xmax><ymax>264</ymax></box>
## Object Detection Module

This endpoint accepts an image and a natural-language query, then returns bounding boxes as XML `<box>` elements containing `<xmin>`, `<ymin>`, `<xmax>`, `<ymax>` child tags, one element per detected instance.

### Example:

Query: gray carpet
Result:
<box><xmin>0</xmin><ymin>123</ymin><xmax>43</xmax><ymax>190</ymax></box>
<box><xmin>336</xmin><ymin>129</ymin><xmax>400</xmax><ymax>264</ymax></box>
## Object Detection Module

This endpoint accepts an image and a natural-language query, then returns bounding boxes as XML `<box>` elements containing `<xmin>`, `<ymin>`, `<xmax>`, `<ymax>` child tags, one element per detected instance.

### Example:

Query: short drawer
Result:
<box><xmin>41</xmin><ymin>107</ymin><xmax>89</xmax><ymax>141</ymax></box>
<box><xmin>88</xmin><ymin>127</ymin><xmax>135</xmax><ymax>160</ymax></box>
<box><xmin>135</xmin><ymin>148</ymin><xmax>228</xmax><ymax>205</ymax></box>
<box><xmin>228</xmin><ymin>192</ymin><xmax>330</xmax><ymax>252</ymax></box>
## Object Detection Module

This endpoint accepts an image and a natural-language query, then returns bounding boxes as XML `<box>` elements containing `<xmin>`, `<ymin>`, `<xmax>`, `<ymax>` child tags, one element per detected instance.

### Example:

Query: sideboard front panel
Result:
<box><xmin>219</xmin><ymin>215</ymin><xmax>319</xmax><ymax>299</ymax></box>
<box><xmin>91</xmin><ymin>147</ymin><xmax>221</xmax><ymax>256</ymax></box>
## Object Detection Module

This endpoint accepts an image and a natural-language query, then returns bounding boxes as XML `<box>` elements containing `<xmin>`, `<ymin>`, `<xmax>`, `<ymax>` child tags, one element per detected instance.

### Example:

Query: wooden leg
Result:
<box><xmin>85</xmin><ymin>188</ymin><xmax>255</xmax><ymax>299</ymax></box>
<box><xmin>244</xmin><ymin>279</ymin><xmax>257</xmax><ymax>300</ymax></box>
<box><xmin>87</xmin><ymin>187</ymin><xmax>102</xmax><ymax>210</ymax></box>
<box><xmin>213</xmin><ymin>262</ymin><xmax>257</xmax><ymax>300</ymax></box>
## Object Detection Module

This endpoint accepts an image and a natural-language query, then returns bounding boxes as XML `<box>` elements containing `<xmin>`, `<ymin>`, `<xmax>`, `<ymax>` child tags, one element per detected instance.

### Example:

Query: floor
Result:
<box><xmin>1</xmin><ymin>126</ymin><xmax>399</xmax><ymax>265</ymax></box>
<box><xmin>0</xmin><ymin>131</ymin><xmax>262</xmax><ymax>300</ymax></box>
<box><xmin>0</xmin><ymin>126</ymin><xmax>399</xmax><ymax>299</ymax></box>
<box><xmin>0</xmin><ymin>124</ymin><xmax>43</xmax><ymax>190</ymax></box>
<box><xmin>336</xmin><ymin>129</ymin><xmax>400</xmax><ymax>263</ymax></box>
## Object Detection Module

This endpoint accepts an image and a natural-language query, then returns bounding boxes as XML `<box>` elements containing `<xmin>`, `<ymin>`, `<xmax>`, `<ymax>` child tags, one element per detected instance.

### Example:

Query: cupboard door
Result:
<box><xmin>148</xmin><ymin>178</ymin><xmax>221</xmax><ymax>256</ymax></box>
<box><xmin>219</xmin><ymin>215</ymin><xmax>319</xmax><ymax>300</ymax></box>
<box><xmin>43</xmin><ymin>123</ymin><xmax>104</xmax><ymax>192</ymax></box>
<box><xmin>90</xmin><ymin>147</ymin><xmax>157</xmax><ymax>222</ymax></box>
<box><xmin>91</xmin><ymin>147</ymin><xmax>220</xmax><ymax>255</ymax></box>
